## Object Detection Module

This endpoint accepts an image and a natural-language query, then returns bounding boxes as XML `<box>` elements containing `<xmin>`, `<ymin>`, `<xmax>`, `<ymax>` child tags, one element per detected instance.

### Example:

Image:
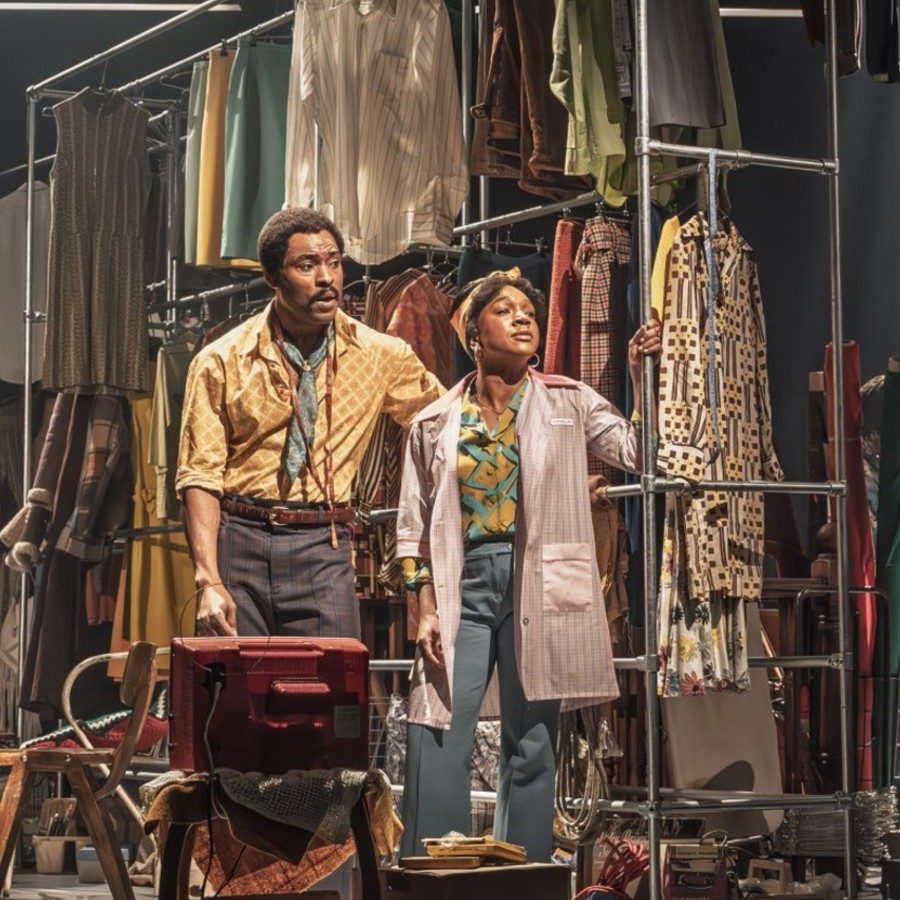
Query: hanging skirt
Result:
<box><xmin>221</xmin><ymin>38</ymin><xmax>292</xmax><ymax>263</ymax></box>
<box><xmin>183</xmin><ymin>59</ymin><xmax>208</xmax><ymax>266</ymax></box>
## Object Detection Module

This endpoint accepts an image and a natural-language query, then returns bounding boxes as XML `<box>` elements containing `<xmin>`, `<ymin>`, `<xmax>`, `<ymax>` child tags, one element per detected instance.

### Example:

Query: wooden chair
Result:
<box><xmin>0</xmin><ymin>640</ymin><xmax>157</xmax><ymax>900</ymax></box>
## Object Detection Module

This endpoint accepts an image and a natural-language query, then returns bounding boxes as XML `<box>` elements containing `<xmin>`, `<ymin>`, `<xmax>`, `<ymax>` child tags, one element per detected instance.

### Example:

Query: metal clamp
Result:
<box><xmin>828</xmin><ymin>653</ymin><xmax>846</xmax><ymax>670</ymax></box>
<box><xmin>23</xmin><ymin>310</ymin><xmax>46</xmax><ymax>324</ymax></box>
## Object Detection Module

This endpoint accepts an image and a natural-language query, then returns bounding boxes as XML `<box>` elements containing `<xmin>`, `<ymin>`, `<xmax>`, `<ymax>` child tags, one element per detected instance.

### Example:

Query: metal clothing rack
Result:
<box><xmin>14</xmin><ymin>1</ymin><xmax>854</xmax><ymax>897</ymax></box>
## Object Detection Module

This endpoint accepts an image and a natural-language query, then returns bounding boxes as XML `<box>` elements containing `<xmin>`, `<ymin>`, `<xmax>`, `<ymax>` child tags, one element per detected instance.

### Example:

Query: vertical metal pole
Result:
<box><xmin>475</xmin><ymin>1</ymin><xmax>489</xmax><ymax>245</ymax></box>
<box><xmin>18</xmin><ymin>91</ymin><xmax>37</xmax><ymax>744</ymax></box>
<box><xmin>823</xmin><ymin>0</ymin><xmax>856</xmax><ymax>894</ymax></box>
<box><xmin>313</xmin><ymin>124</ymin><xmax>321</xmax><ymax>210</ymax></box>
<box><xmin>165</xmin><ymin>102</ymin><xmax>181</xmax><ymax>323</ymax></box>
<box><xmin>460</xmin><ymin>0</ymin><xmax>474</xmax><ymax>245</ymax></box>
<box><xmin>634</xmin><ymin>2</ymin><xmax>661</xmax><ymax>898</ymax></box>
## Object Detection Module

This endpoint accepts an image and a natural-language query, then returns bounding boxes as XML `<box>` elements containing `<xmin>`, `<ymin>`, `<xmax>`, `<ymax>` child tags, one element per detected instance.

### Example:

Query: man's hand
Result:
<box><xmin>196</xmin><ymin>584</ymin><xmax>238</xmax><ymax>637</ymax></box>
<box><xmin>416</xmin><ymin>611</ymin><xmax>444</xmax><ymax>669</ymax></box>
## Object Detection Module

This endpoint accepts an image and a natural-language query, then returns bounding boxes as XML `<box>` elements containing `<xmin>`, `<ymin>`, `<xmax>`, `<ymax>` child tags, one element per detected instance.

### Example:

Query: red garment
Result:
<box><xmin>824</xmin><ymin>340</ymin><xmax>877</xmax><ymax>789</ymax></box>
<box><xmin>545</xmin><ymin>218</ymin><xmax>584</xmax><ymax>378</ymax></box>
<box><xmin>385</xmin><ymin>274</ymin><xmax>455</xmax><ymax>389</ymax></box>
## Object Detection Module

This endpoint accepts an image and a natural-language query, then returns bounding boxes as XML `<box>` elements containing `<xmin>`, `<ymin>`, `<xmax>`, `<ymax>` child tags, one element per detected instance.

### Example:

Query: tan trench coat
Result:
<box><xmin>397</xmin><ymin>370</ymin><xmax>642</xmax><ymax>729</ymax></box>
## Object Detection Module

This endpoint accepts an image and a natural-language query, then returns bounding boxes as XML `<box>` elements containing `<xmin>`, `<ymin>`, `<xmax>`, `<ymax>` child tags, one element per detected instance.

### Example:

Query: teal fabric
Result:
<box><xmin>876</xmin><ymin>365</ymin><xmax>900</xmax><ymax>786</ymax></box>
<box><xmin>401</xmin><ymin>543</ymin><xmax>560</xmax><ymax>861</ymax></box>
<box><xmin>281</xmin><ymin>326</ymin><xmax>333</xmax><ymax>484</ymax></box>
<box><xmin>183</xmin><ymin>59</ymin><xmax>208</xmax><ymax>266</ymax></box>
<box><xmin>221</xmin><ymin>39</ymin><xmax>292</xmax><ymax>261</ymax></box>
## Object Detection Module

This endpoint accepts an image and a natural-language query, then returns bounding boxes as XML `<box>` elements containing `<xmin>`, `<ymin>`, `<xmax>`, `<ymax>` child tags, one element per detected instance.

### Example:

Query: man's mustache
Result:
<box><xmin>312</xmin><ymin>288</ymin><xmax>339</xmax><ymax>302</ymax></box>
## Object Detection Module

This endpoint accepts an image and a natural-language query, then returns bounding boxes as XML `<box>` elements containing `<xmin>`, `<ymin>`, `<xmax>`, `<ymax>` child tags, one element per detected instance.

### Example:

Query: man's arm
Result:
<box><xmin>380</xmin><ymin>340</ymin><xmax>445</xmax><ymax>427</ymax></box>
<box><xmin>176</xmin><ymin>352</ymin><xmax>236</xmax><ymax>636</ymax></box>
<box><xmin>183</xmin><ymin>487</ymin><xmax>236</xmax><ymax>636</ymax></box>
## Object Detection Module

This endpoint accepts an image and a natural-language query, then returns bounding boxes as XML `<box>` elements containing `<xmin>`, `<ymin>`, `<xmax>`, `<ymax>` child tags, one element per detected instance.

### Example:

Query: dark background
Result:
<box><xmin>1</xmin><ymin>1</ymin><xmax>898</xmax><ymax>545</ymax></box>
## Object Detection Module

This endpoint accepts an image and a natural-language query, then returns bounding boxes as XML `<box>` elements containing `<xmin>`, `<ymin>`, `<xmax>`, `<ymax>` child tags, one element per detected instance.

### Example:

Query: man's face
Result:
<box><xmin>272</xmin><ymin>230</ymin><xmax>344</xmax><ymax>328</ymax></box>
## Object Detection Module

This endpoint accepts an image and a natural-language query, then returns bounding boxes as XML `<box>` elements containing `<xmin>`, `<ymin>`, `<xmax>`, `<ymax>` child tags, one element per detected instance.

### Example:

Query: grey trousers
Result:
<box><xmin>400</xmin><ymin>542</ymin><xmax>560</xmax><ymax>861</ymax></box>
<box><xmin>217</xmin><ymin>510</ymin><xmax>359</xmax><ymax>638</ymax></box>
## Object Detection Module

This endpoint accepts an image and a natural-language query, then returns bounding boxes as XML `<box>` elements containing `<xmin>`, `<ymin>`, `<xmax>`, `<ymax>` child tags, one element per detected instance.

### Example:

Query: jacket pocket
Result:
<box><xmin>541</xmin><ymin>543</ymin><xmax>594</xmax><ymax>613</ymax></box>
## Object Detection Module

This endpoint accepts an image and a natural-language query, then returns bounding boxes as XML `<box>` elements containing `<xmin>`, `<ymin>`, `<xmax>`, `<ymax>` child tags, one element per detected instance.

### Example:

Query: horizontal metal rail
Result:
<box><xmin>453</xmin><ymin>190</ymin><xmax>605</xmax><ymax>237</ymax></box>
<box><xmin>719</xmin><ymin>7</ymin><xmax>803</xmax><ymax>17</ymax></box>
<box><xmin>644</xmin><ymin>140</ymin><xmax>837</xmax><ymax>174</ymax></box>
<box><xmin>118</xmin><ymin>9</ymin><xmax>295</xmax><ymax>93</ymax></box>
<box><xmin>30</xmin><ymin>0</ymin><xmax>229</xmax><ymax>93</ymax></box>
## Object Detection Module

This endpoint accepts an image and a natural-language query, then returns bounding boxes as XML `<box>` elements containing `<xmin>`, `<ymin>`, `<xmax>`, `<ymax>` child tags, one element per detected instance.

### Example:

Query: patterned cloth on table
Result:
<box><xmin>141</xmin><ymin>768</ymin><xmax>401</xmax><ymax>896</ymax></box>
<box><xmin>656</xmin><ymin>214</ymin><xmax>783</xmax><ymax>698</ymax></box>
<box><xmin>545</xmin><ymin>218</ymin><xmax>584</xmax><ymax>378</ymax></box>
<box><xmin>576</xmin><ymin>216</ymin><xmax>631</xmax><ymax>483</ymax></box>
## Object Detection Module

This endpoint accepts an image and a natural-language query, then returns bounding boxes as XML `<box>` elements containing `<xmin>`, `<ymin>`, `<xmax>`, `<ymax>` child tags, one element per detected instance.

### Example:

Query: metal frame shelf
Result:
<box><xmin>12</xmin><ymin>1</ymin><xmax>856</xmax><ymax>897</ymax></box>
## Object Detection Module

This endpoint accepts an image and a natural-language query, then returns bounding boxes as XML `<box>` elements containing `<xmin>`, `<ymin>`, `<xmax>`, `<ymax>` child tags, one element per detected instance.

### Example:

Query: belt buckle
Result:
<box><xmin>267</xmin><ymin>505</ymin><xmax>291</xmax><ymax>524</ymax></box>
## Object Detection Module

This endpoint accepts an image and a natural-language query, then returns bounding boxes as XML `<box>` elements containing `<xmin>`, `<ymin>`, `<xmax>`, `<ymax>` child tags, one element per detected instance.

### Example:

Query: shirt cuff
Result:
<box><xmin>401</xmin><ymin>557</ymin><xmax>433</xmax><ymax>592</ymax></box>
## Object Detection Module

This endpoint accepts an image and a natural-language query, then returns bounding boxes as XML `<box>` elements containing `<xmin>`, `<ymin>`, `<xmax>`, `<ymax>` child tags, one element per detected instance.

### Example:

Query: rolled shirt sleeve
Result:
<box><xmin>175</xmin><ymin>350</ymin><xmax>230</xmax><ymax>500</ymax></box>
<box><xmin>401</xmin><ymin>557</ymin><xmax>434</xmax><ymax>592</ymax></box>
<box><xmin>381</xmin><ymin>340</ymin><xmax>445</xmax><ymax>429</ymax></box>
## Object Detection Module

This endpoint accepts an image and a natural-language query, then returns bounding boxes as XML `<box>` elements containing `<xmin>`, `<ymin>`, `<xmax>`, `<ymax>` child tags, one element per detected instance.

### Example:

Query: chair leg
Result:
<box><xmin>66</xmin><ymin>763</ymin><xmax>134</xmax><ymax>900</ymax></box>
<box><xmin>0</xmin><ymin>760</ymin><xmax>36</xmax><ymax>884</ymax></box>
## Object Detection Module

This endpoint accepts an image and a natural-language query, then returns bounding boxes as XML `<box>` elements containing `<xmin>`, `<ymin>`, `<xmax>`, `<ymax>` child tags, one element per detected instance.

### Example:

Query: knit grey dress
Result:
<box><xmin>44</xmin><ymin>88</ymin><xmax>150</xmax><ymax>395</ymax></box>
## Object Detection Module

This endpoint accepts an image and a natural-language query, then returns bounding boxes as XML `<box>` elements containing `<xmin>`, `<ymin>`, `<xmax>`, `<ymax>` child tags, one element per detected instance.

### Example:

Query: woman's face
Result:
<box><xmin>473</xmin><ymin>286</ymin><xmax>540</xmax><ymax>363</ymax></box>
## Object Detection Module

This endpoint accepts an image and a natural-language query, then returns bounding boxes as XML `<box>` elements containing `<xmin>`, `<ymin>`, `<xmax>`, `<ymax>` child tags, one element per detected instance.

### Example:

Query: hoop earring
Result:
<box><xmin>529</xmin><ymin>353</ymin><xmax>541</xmax><ymax>369</ymax></box>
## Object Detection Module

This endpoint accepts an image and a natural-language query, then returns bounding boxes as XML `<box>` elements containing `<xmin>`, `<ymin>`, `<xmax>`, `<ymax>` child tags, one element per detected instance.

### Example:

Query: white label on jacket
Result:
<box><xmin>551</xmin><ymin>418</ymin><xmax>574</xmax><ymax>426</ymax></box>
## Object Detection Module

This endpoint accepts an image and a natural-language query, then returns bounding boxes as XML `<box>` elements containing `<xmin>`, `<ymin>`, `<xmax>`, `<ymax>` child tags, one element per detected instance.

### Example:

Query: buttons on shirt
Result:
<box><xmin>522</xmin><ymin>617</ymin><xmax>530</xmax><ymax>626</ymax></box>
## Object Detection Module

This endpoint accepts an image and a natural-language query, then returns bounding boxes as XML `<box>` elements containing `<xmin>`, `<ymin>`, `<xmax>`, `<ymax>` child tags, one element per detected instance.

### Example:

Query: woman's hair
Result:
<box><xmin>463</xmin><ymin>272</ymin><xmax>547</xmax><ymax>356</ymax></box>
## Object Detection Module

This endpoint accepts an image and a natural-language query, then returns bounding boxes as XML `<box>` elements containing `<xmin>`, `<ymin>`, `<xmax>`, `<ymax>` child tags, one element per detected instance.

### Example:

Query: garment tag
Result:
<box><xmin>551</xmin><ymin>418</ymin><xmax>574</xmax><ymax>427</ymax></box>
<box><xmin>334</xmin><ymin>705</ymin><xmax>360</xmax><ymax>739</ymax></box>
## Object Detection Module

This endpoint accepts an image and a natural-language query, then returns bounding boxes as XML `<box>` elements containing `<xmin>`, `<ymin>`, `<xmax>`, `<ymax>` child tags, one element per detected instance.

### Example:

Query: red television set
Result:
<box><xmin>169</xmin><ymin>637</ymin><xmax>369</xmax><ymax>774</ymax></box>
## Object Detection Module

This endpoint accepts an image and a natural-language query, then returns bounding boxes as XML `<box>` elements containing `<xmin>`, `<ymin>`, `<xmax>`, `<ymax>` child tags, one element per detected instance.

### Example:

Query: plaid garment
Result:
<box><xmin>56</xmin><ymin>394</ymin><xmax>131</xmax><ymax>562</ymax></box>
<box><xmin>576</xmin><ymin>216</ymin><xmax>631</xmax><ymax>483</ymax></box>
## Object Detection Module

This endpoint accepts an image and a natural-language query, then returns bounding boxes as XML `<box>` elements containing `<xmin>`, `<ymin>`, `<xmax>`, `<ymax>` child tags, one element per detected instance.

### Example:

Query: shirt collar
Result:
<box><xmin>329</xmin><ymin>0</ymin><xmax>397</xmax><ymax>18</ymax></box>
<box><xmin>257</xmin><ymin>302</ymin><xmax>362</xmax><ymax>362</ymax></box>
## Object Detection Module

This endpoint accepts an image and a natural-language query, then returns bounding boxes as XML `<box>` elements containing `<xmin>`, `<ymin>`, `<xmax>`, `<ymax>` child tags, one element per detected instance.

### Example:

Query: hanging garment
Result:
<box><xmin>576</xmin><ymin>216</ymin><xmax>631</xmax><ymax>484</ymax></box>
<box><xmin>801</xmin><ymin>0</ymin><xmax>862</xmax><ymax>77</ymax></box>
<box><xmin>469</xmin><ymin>0</ymin><xmax>520</xmax><ymax>179</ymax></box>
<box><xmin>183</xmin><ymin>59</ymin><xmax>208</xmax><ymax>266</ymax></box>
<box><xmin>221</xmin><ymin>38</ymin><xmax>292</xmax><ymax>262</ymax></box>
<box><xmin>43</xmin><ymin>89</ymin><xmax>150</xmax><ymax>395</ymax></box>
<box><xmin>866</xmin><ymin>0</ymin><xmax>900</xmax><ymax>81</ymax></box>
<box><xmin>149</xmin><ymin>335</ymin><xmax>197</xmax><ymax>521</ymax></box>
<box><xmin>20</xmin><ymin>395</ymin><xmax>121</xmax><ymax>721</ymax></box>
<box><xmin>55</xmin><ymin>394</ymin><xmax>132</xmax><ymax>563</ymax></box>
<box><xmin>647</xmin><ymin>0</ymin><xmax>725</xmax><ymax>129</ymax></box>
<box><xmin>545</xmin><ymin>218</ymin><xmax>584</xmax><ymax>378</ymax></box>
<box><xmin>824</xmin><ymin>341</ymin><xmax>876</xmax><ymax>790</ymax></box>
<box><xmin>0</xmin><ymin>182</ymin><xmax>49</xmax><ymax>384</ymax></box>
<box><xmin>196</xmin><ymin>48</ymin><xmax>256</xmax><ymax>268</ymax></box>
<box><xmin>877</xmin><ymin>358</ymin><xmax>900</xmax><ymax>787</ymax></box>
<box><xmin>656</xmin><ymin>215</ymin><xmax>783</xmax><ymax>697</ymax></box>
<box><xmin>551</xmin><ymin>0</ymin><xmax>740</xmax><ymax>205</ymax></box>
<box><xmin>127</xmin><ymin>391</ymin><xmax>196</xmax><ymax>654</ymax></box>
<box><xmin>477</xmin><ymin>0</ymin><xmax>593</xmax><ymax>200</ymax></box>
<box><xmin>285</xmin><ymin>0</ymin><xmax>468</xmax><ymax>265</ymax></box>
<box><xmin>808</xmin><ymin>371</ymin><xmax>830</xmax><ymax>553</ymax></box>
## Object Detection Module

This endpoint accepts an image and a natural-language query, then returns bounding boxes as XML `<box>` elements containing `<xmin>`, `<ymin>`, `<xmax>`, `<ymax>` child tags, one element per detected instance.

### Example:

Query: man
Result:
<box><xmin>176</xmin><ymin>208</ymin><xmax>443</xmax><ymax>638</ymax></box>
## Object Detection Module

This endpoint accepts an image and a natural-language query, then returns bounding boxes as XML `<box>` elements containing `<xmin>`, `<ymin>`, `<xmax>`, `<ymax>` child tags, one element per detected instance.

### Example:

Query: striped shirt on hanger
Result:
<box><xmin>285</xmin><ymin>0</ymin><xmax>469</xmax><ymax>265</ymax></box>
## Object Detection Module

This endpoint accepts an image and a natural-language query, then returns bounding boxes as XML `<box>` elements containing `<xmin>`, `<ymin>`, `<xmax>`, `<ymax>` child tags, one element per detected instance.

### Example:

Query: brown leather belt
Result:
<box><xmin>220</xmin><ymin>496</ymin><xmax>356</xmax><ymax>527</ymax></box>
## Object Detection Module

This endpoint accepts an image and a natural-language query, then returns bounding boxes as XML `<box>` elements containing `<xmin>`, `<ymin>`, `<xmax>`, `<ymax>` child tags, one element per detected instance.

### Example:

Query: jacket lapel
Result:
<box><xmin>517</xmin><ymin>374</ymin><xmax>551</xmax><ymax>536</ymax></box>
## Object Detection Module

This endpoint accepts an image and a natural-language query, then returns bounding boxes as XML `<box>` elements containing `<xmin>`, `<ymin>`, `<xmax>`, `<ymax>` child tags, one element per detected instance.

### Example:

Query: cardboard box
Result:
<box><xmin>381</xmin><ymin>864</ymin><xmax>571</xmax><ymax>900</ymax></box>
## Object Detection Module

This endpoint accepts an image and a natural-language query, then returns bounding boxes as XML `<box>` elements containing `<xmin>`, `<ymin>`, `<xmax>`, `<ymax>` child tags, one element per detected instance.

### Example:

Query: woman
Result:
<box><xmin>397</xmin><ymin>269</ymin><xmax>661</xmax><ymax>861</ymax></box>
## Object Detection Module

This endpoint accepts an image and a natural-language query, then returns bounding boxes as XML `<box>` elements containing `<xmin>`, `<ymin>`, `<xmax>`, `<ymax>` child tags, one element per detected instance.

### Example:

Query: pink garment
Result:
<box><xmin>397</xmin><ymin>370</ymin><xmax>642</xmax><ymax>730</ymax></box>
<box><xmin>386</xmin><ymin>274</ymin><xmax>455</xmax><ymax>388</ymax></box>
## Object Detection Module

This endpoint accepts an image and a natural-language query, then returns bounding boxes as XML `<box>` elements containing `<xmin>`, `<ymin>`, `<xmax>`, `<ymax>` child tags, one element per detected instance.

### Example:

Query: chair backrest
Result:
<box><xmin>94</xmin><ymin>641</ymin><xmax>157</xmax><ymax>800</ymax></box>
